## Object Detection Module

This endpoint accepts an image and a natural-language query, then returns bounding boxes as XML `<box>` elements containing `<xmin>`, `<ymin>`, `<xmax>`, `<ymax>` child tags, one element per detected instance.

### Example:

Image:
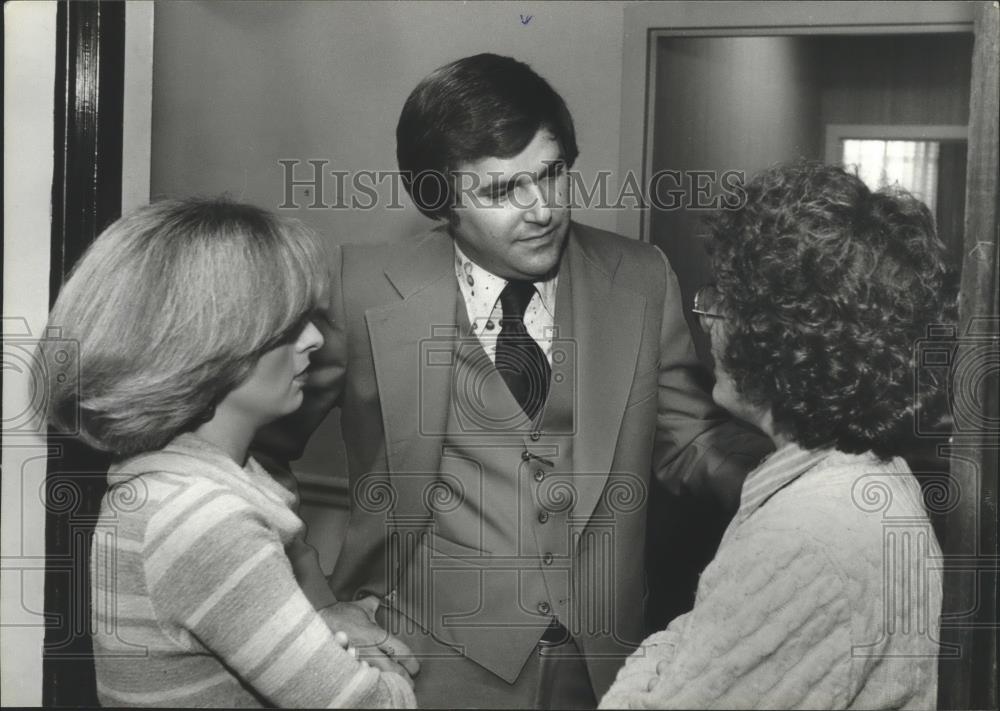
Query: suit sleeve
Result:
<box><xmin>650</xmin><ymin>247</ymin><xmax>773</xmax><ymax>513</ymax></box>
<box><xmin>254</xmin><ymin>243</ymin><xmax>348</xmax><ymax>462</ymax></box>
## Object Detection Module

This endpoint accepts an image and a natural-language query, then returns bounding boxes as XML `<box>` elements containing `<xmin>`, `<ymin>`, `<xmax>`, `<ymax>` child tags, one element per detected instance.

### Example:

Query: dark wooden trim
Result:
<box><xmin>939</xmin><ymin>2</ymin><xmax>1000</xmax><ymax>709</ymax></box>
<box><xmin>49</xmin><ymin>1</ymin><xmax>125</xmax><ymax>304</ymax></box>
<box><xmin>44</xmin><ymin>2</ymin><xmax>125</xmax><ymax>706</ymax></box>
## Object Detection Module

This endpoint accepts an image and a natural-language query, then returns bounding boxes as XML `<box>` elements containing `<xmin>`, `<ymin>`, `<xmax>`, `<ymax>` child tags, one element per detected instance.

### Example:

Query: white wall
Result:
<box><xmin>122</xmin><ymin>2</ymin><xmax>155</xmax><ymax>212</ymax></box>
<box><xmin>150</xmin><ymin>0</ymin><xmax>628</xmax><ymax>241</ymax></box>
<box><xmin>2</xmin><ymin>4</ymin><xmax>57</xmax><ymax>705</ymax></box>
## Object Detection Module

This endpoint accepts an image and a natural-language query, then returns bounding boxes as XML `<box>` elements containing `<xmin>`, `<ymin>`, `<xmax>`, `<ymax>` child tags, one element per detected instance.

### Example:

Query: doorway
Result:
<box><xmin>649</xmin><ymin>32</ymin><xmax>972</xmax><ymax>365</ymax></box>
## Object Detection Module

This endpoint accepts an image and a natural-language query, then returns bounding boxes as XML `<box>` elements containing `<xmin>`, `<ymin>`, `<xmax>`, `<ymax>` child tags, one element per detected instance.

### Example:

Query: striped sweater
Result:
<box><xmin>90</xmin><ymin>433</ymin><xmax>415</xmax><ymax>708</ymax></box>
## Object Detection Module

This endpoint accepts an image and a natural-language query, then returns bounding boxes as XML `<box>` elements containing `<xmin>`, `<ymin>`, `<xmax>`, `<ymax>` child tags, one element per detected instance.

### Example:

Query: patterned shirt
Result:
<box><xmin>453</xmin><ymin>242</ymin><xmax>558</xmax><ymax>365</ymax></box>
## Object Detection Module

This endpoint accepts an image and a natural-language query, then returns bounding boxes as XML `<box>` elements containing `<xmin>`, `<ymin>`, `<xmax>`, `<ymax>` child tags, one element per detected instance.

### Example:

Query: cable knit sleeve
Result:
<box><xmin>143</xmin><ymin>485</ymin><xmax>415</xmax><ymax>708</ymax></box>
<box><xmin>600</xmin><ymin>526</ymin><xmax>854</xmax><ymax>709</ymax></box>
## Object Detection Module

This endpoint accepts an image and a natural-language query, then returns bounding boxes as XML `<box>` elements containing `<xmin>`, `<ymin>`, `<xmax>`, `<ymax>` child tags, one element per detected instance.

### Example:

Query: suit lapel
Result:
<box><xmin>365</xmin><ymin>225</ymin><xmax>645</xmax><ymax>525</ymax></box>
<box><xmin>366</xmin><ymin>229</ymin><xmax>457</xmax><ymax>486</ymax></box>
<box><xmin>562</xmin><ymin>228</ymin><xmax>645</xmax><ymax>524</ymax></box>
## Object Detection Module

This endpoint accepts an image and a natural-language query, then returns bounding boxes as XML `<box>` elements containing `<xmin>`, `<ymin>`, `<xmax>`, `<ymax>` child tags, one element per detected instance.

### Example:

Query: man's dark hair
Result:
<box><xmin>396</xmin><ymin>53</ymin><xmax>578</xmax><ymax>220</ymax></box>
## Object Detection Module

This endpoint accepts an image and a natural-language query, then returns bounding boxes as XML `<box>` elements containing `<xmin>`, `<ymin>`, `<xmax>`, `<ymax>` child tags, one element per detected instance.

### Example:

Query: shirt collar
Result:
<box><xmin>453</xmin><ymin>242</ymin><xmax>558</xmax><ymax>318</ymax></box>
<box><xmin>735</xmin><ymin>441</ymin><xmax>836</xmax><ymax>522</ymax></box>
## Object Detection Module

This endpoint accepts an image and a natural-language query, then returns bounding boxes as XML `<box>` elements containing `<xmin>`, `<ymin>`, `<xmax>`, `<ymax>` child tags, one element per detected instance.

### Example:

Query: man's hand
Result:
<box><xmin>317</xmin><ymin>596</ymin><xmax>420</xmax><ymax>684</ymax></box>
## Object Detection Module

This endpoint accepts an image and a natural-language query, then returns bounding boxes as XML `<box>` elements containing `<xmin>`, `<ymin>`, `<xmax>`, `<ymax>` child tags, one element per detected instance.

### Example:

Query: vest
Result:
<box><xmin>390</xmin><ymin>288</ymin><xmax>579</xmax><ymax>683</ymax></box>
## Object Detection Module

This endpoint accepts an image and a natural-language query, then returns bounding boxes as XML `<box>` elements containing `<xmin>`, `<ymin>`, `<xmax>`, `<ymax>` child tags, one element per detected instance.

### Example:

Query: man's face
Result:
<box><xmin>449</xmin><ymin>128</ymin><xmax>571</xmax><ymax>280</ymax></box>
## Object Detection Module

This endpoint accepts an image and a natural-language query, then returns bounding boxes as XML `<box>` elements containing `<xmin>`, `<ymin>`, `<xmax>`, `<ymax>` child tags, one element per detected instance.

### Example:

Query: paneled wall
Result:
<box><xmin>817</xmin><ymin>33</ymin><xmax>972</xmax><ymax>126</ymax></box>
<box><xmin>650</xmin><ymin>35</ymin><xmax>824</xmax><ymax>362</ymax></box>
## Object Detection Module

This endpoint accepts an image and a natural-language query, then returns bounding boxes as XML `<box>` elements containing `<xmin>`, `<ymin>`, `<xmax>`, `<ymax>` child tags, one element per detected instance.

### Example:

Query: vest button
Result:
<box><xmin>537</xmin><ymin>601</ymin><xmax>551</xmax><ymax>615</ymax></box>
<box><xmin>537</xmin><ymin>510</ymin><xmax>549</xmax><ymax>523</ymax></box>
<box><xmin>534</xmin><ymin>469</ymin><xmax>545</xmax><ymax>482</ymax></box>
<box><xmin>543</xmin><ymin>552</ymin><xmax>554</xmax><ymax>565</ymax></box>
<box><xmin>530</xmin><ymin>431</ymin><xmax>542</xmax><ymax>441</ymax></box>
<box><xmin>522</xmin><ymin>450</ymin><xmax>531</xmax><ymax>461</ymax></box>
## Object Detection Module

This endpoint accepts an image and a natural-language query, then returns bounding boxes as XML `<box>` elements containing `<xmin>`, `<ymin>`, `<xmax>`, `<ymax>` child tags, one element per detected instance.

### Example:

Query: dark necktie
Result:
<box><xmin>496</xmin><ymin>280</ymin><xmax>551</xmax><ymax>420</ymax></box>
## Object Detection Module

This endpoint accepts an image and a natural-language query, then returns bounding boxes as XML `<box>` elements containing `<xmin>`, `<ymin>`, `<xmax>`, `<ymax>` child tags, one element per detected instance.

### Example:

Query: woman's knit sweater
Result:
<box><xmin>90</xmin><ymin>433</ymin><xmax>415</xmax><ymax>708</ymax></box>
<box><xmin>600</xmin><ymin>444</ymin><xmax>942</xmax><ymax>709</ymax></box>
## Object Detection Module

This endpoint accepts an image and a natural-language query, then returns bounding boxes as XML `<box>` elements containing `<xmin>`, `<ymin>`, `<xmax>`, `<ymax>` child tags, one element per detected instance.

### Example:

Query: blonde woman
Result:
<box><xmin>45</xmin><ymin>199</ymin><xmax>416</xmax><ymax>708</ymax></box>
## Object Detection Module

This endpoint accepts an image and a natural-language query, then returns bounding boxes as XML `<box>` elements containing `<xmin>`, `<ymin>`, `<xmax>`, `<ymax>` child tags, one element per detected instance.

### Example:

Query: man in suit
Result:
<box><xmin>260</xmin><ymin>53</ymin><xmax>771</xmax><ymax>708</ymax></box>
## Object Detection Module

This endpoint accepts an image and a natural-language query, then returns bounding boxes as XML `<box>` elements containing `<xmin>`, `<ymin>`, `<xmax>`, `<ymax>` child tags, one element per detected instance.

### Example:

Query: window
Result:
<box><xmin>824</xmin><ymin>125</ymin><xmax>968</xmax><ymax>262</ymax></box>
<box><xmin>841</xmin><ymin>139</ymin><xmax>940</xmax><ymax>211</ymax></box>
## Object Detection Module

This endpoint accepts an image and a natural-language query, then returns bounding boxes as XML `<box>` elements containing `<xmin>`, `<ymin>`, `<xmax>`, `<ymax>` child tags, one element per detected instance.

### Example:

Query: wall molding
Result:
<box><xmin>297</xmin><ymin>472</ymin><xmax>351</xmax><ymax>509</ymax></box>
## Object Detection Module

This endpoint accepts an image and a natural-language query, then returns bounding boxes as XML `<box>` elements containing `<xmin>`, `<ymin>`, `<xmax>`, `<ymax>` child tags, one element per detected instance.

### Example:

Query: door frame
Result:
<box><xmin>616</xmin><ymin>0</ymin><xmax>976</xmax><ymax>242</ymax></box>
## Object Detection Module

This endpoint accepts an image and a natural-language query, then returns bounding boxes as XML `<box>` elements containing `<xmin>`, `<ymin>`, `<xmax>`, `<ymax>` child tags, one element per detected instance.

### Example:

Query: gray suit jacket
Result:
<box><xmin>258</xmin><ymin>221</ymin><xmax>771</xmax><ymax>695</ymax></box>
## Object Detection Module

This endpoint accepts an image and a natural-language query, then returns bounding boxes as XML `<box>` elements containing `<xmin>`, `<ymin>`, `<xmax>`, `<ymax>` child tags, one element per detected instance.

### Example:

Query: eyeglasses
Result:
<box><xmin>692</xmin><ymin>284</ymin><xmax>725</xmax><ymax>331</ymax></box>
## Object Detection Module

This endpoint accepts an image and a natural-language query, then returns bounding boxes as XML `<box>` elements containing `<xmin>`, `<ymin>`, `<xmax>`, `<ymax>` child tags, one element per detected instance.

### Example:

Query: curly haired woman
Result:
<box><xmin>601</xmin><ymin>162</ymin><xmax>955</xmax><ymax>710</ymax></box>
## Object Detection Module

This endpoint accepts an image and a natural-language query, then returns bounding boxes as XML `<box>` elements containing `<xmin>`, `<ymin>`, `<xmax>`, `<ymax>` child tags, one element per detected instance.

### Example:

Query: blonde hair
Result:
<box><xmin>44</xmin><ymin>197</ymin><xmax>329</xmax><ymax>456</ymax></box>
